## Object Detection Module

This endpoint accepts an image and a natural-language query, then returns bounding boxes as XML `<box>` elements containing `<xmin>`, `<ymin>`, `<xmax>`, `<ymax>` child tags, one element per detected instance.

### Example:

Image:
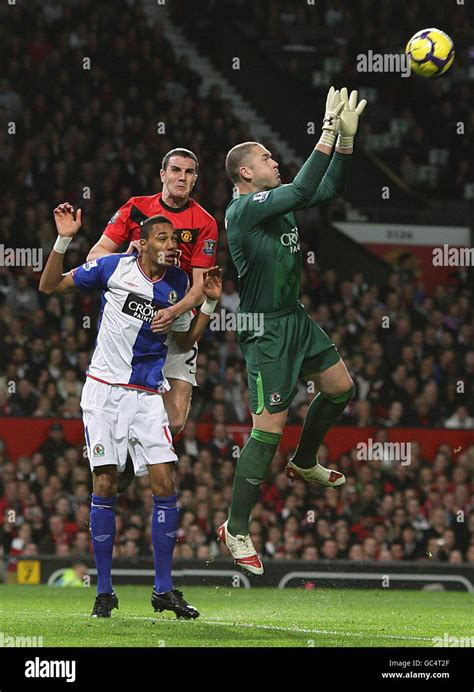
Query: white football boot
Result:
<box><xmin>217</xmin><ymin>520</ymin><xmax>264</xmax><ymax>575</ymax></box>
<box><xmin>286</xmin><ymin>458</ymin><xmax>346</xmax><ymax>487</ymax></box>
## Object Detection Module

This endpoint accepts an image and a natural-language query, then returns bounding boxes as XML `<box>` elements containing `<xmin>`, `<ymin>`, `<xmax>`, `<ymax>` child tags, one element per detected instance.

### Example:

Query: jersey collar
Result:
<box><xmin>136</xmin><ymin>258</ymin><xmax>167</xmax><ymax>284</ymax></box>
<box><xmin>160</xmin><ymin>194</ymin><xmax>191</xmax><ymax>213</ymax></box>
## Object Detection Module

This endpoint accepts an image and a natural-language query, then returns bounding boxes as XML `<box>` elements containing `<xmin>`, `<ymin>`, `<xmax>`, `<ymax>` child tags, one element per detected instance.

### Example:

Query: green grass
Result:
<box><xmin>0</xmin><ymin>585</ymin><xmax>472</xmax><ymax>647</ymax></box>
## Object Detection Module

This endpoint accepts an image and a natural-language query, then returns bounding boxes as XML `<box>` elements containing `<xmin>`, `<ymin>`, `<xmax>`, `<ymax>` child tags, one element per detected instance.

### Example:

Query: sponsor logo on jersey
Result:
<box><xmin>93</xmin><ymin>444</ymin><xmax>105</xmax><ymax>457</ymax></box>
<box><xmin>122</xmin><ymin>292</ymin><xmax>159</xmax><ymax>323</ymax></box>
<box><xmin>252</xmin><ymin>191</ymin><xmax>270</xmax><ymax>203</ymax></box>
<box><xmin>108</xmin><ymin>211</ymin><xmax>120</xmax><ymax>225</ymax></box>
<box><xmin>168</xmin><ymin>290</ymin><xmax>178</xmax><ymax>304</ymax></box>
<box><xmin>82</xmin><ymin>259</ymin><xmax>98</xmax><ymax>272</ymax></box>
<box><xmin>269</xmin><ymin>392</ymin><xmax>282</xmax><ymax>405</ymax></box>
<box><xmin>280</xmin><ymin>227</ymin><xmax>300</xmax><ymax>253</ymax></box>
<box><xmin>203</xmin><ymin>239</ymin><xmax>216</xmax><ymax>255</ymax></box>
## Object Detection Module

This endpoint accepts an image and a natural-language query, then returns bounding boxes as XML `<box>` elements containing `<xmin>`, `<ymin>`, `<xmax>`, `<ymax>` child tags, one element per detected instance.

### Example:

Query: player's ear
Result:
<box><xmin>159</xmin><ymin>168</ymin><xmax>166</xmax><ymax>183</ymax></box>
<box><xmin>240</xmin><ymin>166</ymin><xmax>252</xmax><ymax>183</ymax></box>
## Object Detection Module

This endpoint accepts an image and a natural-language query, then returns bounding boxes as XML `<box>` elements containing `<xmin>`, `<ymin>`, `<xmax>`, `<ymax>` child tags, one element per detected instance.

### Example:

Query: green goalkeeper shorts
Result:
<box><xmin>238</xmin><ymin>302</ymin><xmax>340</xmax><ymax>415</ymax></box>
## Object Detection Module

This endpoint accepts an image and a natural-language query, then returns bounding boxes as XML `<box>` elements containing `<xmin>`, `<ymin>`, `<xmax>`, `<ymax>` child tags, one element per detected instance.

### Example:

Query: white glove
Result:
<box><xmin>320</xmin><ymin>86</ymin><xmax>344</xmax><ymax>148</ymax></box>
<box><xmin>337</xmin><ymin>87</ymin><xmax>367</xmax><ymax>149</ymax></box>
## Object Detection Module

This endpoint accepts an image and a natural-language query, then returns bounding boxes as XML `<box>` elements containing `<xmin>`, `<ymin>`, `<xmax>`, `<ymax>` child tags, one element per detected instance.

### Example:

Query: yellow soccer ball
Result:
<box><xmin>406</xmin><ymin>28</ymin><xmax>455</xmax><ymax>77</ymax></box>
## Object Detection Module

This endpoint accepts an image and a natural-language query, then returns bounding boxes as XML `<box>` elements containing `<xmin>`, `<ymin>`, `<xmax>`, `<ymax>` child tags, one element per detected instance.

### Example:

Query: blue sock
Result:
<box><xmin>90</xmin><ymin>494</ymin><xmax>117</xmax><ymax>594</ymax></box>
<box><xmin>152</xmin><ymin>494</ymin><xmax>179</xmax><ymax>593</ymax></box>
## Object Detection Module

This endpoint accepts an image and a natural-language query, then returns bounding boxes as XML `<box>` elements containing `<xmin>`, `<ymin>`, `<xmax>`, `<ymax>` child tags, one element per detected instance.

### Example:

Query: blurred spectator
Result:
<box><xmin>444</xmin><ymin>406</ymin><xmax>474</xmax><ymax>430</ymax></box>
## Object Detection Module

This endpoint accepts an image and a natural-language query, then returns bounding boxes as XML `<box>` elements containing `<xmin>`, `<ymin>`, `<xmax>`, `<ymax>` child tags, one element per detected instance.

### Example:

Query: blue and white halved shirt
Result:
<box><xmin>72</xmin><ymin>254</ymin><xmax>191</xmax><ymax>393</ymax></box>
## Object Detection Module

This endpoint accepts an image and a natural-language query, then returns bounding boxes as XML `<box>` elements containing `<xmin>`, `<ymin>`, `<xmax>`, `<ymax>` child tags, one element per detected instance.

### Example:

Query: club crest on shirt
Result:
<box><xmin>176</xmin><ymin>228</ymin><xmax>199</xmax><ymax>244</ymax></box>
<box><xmin>168</xmin><ymin>290</ymin><xmax>178</xmax><ymax>304</ymax></box>
<box><xmin>203</xmin><ymin>239</ymin><xmax>216</xmax><ymax>256</ymax></box>
<box><xmin>180</xmin><ymin>230</ymin><xmax>193</xmax><ymax>243</ymax></box>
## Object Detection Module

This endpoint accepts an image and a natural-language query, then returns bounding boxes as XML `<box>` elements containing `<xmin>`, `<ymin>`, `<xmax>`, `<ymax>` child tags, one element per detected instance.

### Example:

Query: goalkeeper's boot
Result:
<box><xmin>117</xmin><ymin>455</ymin><xmax>135</xmax><ymax>494</ymax></box>
<box><xmin>91</xmin><ymin>591</ymin><xmax>119</xmax><ymax>618</ymax></box>
<box><xmin>217</xmin><ymin>520</ymin><xmax>264</xmax><ymax>575</ymax></box>
<box><xmin>151</xmin><ymin>589</ymin><xmax>200</xmax><ymax>620</ymax></box>
<box><xmin>286</xmin><ymin>458</ymin><xmax>346</xmax><ymax>487</ymax></box>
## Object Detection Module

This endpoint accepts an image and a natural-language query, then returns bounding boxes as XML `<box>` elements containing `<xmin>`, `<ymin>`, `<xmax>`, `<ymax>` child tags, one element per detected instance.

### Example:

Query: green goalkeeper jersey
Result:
<box><xmin>225</xmin><ymin>150</ymin><xmax>351</xmax><ymax>314</ymax></box>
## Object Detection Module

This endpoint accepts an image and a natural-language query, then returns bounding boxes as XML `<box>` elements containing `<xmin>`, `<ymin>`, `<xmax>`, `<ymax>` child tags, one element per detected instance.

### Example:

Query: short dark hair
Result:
<box><xmin>225</xmin><ymin>141</ymin><xmax>260</xmax><ymax>183</ymax></box>
<box><xmin>139</xmin><ymin>215</ymin><xmax>173</xmax><ymax>239</ymax></box>
<box><xmin>161</xmin><ymin>148</ymin><xmax>199</xmax><ymax>173</ymax></box>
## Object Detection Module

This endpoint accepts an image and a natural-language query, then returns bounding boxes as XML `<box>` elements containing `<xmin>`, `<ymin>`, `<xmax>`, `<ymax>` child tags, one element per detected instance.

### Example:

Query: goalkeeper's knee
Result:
<box><xmin>323</xmin><ymin>383</ymin><xmax>356</xmax><ymax>404</ymax></box>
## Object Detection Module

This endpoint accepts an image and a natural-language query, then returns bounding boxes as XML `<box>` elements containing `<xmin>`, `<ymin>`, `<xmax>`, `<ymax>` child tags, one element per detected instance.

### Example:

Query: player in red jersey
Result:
<box><xmin>88</xmin><ymin>148</ymin><xmax>217</xmax><ymax>428</ymax></box>
<box><xmin>87</xmin><ymin>148</ymin><xmax>218</xmax><ymax>489</ymax></box>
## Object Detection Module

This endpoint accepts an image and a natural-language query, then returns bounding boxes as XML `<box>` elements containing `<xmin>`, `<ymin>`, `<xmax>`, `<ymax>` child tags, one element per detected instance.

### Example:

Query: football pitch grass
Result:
<box><xmin>1</xmin><ymin>585</ymin><xmax>472</xmax><ymax>648</ymax></box>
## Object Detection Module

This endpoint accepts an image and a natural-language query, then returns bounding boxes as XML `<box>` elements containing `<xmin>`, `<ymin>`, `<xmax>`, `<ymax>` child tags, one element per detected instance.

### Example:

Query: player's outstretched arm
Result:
<box><xmin>236</xmin><ymin>87</ymin><xmax>345</xmax><ymax>227</ymax></box>
<box><xmin>39</xmin><ymin>203</ymin><xmax>82</xmax><ymax>295</ymax></box>
<box><xmin>87</xmin><ymin>234</ymin><xmax>120</xmax><ymax>260</ymax></box>
<box><xmin>169</xmin><ymin>267</ymin><xmax>222</xmax><ymax>352</ymax></box>
<box><xmin>87</xmin><ymin>235</ymin><xmax>141</xmax><ymax>260</ymax></box>
<box><xmin>87</xmin><ymin>198</ymin><xmax>140</xmax><ymax>260</ymax></box>
<box><xmin>296</xmin><ymin>89</ymin><xmax>368</xmax><ymax>209</ymax></box>
<box><xmin>298</xmin><ymin>152</ymin><xmax>352</xmax><ymax>209</ymax></box>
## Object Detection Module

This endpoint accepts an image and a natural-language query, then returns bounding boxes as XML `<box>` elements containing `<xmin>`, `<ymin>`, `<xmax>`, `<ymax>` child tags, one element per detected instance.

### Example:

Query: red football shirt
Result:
<box><xmin>103</xmin><ymin>193</ymin><xmax>218</xmax><ymax>282</ymax></box>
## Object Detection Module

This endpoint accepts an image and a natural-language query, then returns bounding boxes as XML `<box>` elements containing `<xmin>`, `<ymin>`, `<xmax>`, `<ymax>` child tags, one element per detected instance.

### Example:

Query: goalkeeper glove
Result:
<box><xmin>337</xmin><ymin>87</ymin><xmax>367</xmax><ymax>149</ymax></box>
<box><xmin>320</xmin><ymin>86</ymin><xmax>344</xmax><ymax>148</ymax></box>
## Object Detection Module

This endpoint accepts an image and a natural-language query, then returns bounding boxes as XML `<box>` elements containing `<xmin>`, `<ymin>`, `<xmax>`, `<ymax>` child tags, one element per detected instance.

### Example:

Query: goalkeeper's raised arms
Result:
<box><xmin>336</xmin><ymin>88</ymin><xmax>368</xmax><ymax>150</ymax></box>
<box><xmin>319</xmin><ymin>86</ymin><xmax>344</xmax><ymax>149</ymax></box>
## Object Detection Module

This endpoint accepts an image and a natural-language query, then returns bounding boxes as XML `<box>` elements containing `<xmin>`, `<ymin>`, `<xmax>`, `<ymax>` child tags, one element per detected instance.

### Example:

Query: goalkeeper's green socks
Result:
<box><xmin>291</xmin><ymin>387</ymin><xmax>355</xmax><ymax>469</ymax></box>
<box><xmin>228</xmin><ymin>429</ymin><xmax>281</xmax><ymax>536</ymax></box>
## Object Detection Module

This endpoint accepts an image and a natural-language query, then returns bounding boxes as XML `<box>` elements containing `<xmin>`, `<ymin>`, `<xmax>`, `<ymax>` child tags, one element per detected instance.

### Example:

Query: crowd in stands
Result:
<box><xmin>1</xmin><ymin>426</ymin><xmax>473</xmax><ymax>566</ymax></box>
<box><xmin>0</xmin><ymin>0</ymin><xmax>472</xmax><ymax>568</ymax></box>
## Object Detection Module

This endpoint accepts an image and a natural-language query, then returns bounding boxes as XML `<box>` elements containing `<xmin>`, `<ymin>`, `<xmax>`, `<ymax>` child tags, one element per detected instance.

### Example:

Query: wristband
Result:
<box><xmin>53</xmin><ymin>236</ymin><xmax>72</xmax><ymax>254</ymax></box>
<box><xmin>200</xmin><ymin>298</ymin><xmax>218</xmax><ymax>316</ymax></box>
<box><xmin>319</xmin><ymin>131</ymin><xmax>337</xmax><ymax>148</ymax></box>
<box><xmin>336</xmin><ymin>134</ymin><xmax>354</xmax><ymax>149</ymax></box>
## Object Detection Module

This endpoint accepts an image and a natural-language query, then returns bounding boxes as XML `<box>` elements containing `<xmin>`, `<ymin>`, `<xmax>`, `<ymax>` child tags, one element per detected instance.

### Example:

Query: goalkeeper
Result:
<box><xmin>220</xmin><ymin>88</ymin><xmax>367</xmax><ymax>574</ymax></box>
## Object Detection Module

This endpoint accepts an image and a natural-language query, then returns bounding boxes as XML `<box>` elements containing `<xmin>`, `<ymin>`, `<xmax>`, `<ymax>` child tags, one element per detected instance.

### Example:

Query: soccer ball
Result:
<box><xmin>405</xmin><ymin>28</ymin><xmax>455</xmax><ymax>77</ymax></box>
